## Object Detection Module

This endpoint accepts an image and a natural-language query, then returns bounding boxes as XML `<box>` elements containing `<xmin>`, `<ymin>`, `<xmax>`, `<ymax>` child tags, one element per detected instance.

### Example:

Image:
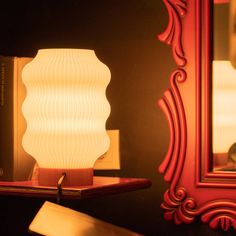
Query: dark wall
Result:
<box><xmin>0</xmin><ymin>1</ymin><xmax>235</xmax><ymax>236</ymax></box>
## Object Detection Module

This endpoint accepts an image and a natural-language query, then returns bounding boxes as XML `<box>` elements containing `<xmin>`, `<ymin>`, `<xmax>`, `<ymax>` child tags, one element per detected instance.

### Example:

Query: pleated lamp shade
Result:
<box><xmin>22</xmin><ymin>49</ymin><xmax>111</xmax><ymax>186</ymax></box>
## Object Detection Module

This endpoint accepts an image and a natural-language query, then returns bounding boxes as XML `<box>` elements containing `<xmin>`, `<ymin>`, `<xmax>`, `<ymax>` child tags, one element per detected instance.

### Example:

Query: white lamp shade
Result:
<box><xmin>213</xmin><ymin>60</ymin><xmax>236</xmax><ymax>153</ymax></box>
<box><xmin>22</xmin><ymin>49</ymin><xmax>111</xmax><ymax>186</ymax></box>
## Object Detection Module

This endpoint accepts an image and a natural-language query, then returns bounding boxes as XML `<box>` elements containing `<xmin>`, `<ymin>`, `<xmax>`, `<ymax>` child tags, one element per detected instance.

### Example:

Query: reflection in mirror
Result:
<box><xmin>213</xmin><ymin>0</ymin><xmax>236</xmax><ymax>171</ymax></box>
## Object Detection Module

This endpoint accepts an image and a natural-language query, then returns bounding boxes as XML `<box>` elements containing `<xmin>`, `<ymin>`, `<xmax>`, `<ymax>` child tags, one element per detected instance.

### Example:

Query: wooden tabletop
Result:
<box><xmin>0</xmin><ymin>176</ymin><xmax>151</xmax><ymax>199</ymax></box>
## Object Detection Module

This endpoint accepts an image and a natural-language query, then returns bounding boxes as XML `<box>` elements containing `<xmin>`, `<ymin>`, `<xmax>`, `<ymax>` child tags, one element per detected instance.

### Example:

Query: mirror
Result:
<box><xmin>158</xmin><ymin>0</ymin><xmax>236</xmax><ymax>231</ymax></box>
<box><xmin>213</xmin><ymin>0</ymin><xmax>236</xmax><ymax>171</ymax></box>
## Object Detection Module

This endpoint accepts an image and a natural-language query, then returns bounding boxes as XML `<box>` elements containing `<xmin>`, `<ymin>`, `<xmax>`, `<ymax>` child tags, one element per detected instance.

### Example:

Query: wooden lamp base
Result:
<box><xmin>38</xmin><ymin>168</ymin><xmax>94</xmax><ymax>187</ymax></box>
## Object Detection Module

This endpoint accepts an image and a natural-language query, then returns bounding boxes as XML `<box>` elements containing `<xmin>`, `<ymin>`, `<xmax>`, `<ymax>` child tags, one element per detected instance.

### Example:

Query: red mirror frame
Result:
<box><xmin>158</xmin><ymin>0</ymin><xmax>236</xmax><ymax>231</ymax></box>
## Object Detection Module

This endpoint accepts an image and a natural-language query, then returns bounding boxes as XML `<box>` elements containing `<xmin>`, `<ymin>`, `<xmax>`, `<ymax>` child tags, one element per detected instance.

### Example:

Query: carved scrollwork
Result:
<box><xmin>158</xmin><ymin>0</ymin><xmax>190</xmax><ymax>227</ymax></box>
<box><xmin>158</xmin><ymin>68</ymin><xmax>189</xmax><ymax>224</ymax></box>
<box><xmin>199</xmin><ymin>201</ymin><xmax>236</xmax><ymax>231</ymax></box>
<box><xmin>162</xmin><ymin>191</ymin><xmax>236</xmax><ymax>231</ymax></box>
<box><xmin>158</xmin><ymin>0</ymin><xmax>187</xmax><ymax>66</ymax></box>
<box><xmin>158</xmin><ymin>69</ymin><xmax>187</xmax><ymax>186</ymax></box>
<box><xmin>161</xmin><ymin>187</ymin><xmax>197</xmax><ymax>225</ymax></box>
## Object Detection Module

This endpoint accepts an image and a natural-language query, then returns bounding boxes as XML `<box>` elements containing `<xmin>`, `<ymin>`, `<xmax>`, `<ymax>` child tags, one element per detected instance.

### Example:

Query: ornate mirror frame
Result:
<box><xmin>158</xmin><ymin>0</ymin><xmax>236</xmax><ymax>231</ymax></box>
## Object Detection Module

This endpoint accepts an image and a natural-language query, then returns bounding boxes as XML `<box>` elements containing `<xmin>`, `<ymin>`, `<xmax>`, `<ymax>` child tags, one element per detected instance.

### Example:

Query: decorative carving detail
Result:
<box><xmin>161</xmin><ymin>187</ymin><xmax>197</xmax><ymax>225</ymax></box>
<box><xmin>158</xmin><ymin>0</ymin><xmax>187</xmax><ymax>66</ymax></box>
<box><xmin>158</xmin><ymin>69</ymin><xmax>189</xmax><ymax>225</ymax></box>
<box><xmin>158</xmin><ymin>69</ymin><xmax>187</xmax><ymax>186</ymax></box>
<box><xmin>161</xmin><ymin>192</ymin><xmax>236</xmax><ymax>231</ymax></box>
<box><xmin>158</xmin><ymin>1</ymin><xmax>189</xmax><ymax>224</ymax></box>
<box><xmin>200</xmin><ymin>201</ymin><xmax>236</xmax><ymax>231</ymax></box>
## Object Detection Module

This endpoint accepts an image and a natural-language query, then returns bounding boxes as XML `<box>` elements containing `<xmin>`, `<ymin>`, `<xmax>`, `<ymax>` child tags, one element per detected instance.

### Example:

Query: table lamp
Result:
<box><xmin>22</xmin><ymin>48</ymin><xmax>111</xmax><ymax>186</ymax></box>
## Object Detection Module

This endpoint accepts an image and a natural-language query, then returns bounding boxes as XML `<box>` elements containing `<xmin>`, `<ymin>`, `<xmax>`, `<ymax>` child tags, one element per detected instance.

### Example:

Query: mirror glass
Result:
<box><xmin>213</xmin><ymin>0</ymin><xmax>236</xmax><ymax>171</ymax></box>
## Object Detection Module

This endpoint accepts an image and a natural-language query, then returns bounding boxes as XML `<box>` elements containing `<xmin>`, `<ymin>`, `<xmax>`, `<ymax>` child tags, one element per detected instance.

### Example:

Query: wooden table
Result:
<box><xmin>0</xmin><ymin>176</ymin><xmax>151</xmax><ymax>199</ymax></box>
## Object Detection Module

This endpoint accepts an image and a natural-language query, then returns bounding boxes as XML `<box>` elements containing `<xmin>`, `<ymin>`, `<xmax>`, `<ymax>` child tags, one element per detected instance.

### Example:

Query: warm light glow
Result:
<box><xmin>213</xmin><ymin>60</ymin><xmax>236</xmax><ymax>153</ymax></box>
<box><xmin>214</xmin><ymin>0</ymin><xmax>229</xmax><ymax>4</ymax></box>
<box><xmin>22</xmin><ymin>49</ymin><xmax>110</xmax><ymax>185</ymax></box>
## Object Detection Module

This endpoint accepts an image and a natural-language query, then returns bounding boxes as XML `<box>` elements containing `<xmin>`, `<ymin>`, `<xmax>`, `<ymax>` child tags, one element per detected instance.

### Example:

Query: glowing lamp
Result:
<box><xmin>213</xmin><ymin>61</ymin><xmax>236</xmax><ymax>156</ymax></box>
<box><xmin>22</xmin><ymin>49</ymin><xmax>111</xmax><ymax>186</ymax></box>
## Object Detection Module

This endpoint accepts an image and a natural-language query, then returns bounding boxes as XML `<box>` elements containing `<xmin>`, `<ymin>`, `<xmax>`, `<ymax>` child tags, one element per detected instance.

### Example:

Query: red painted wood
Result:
<box><xmin>158</xmin><ymin>0</ymin><xmax>187</xmax><ymax>66</ymax></box>
<box><xmin>158</xmin><ymin>0</ymin><xmax>236</xmax><ymax>231</ymax></box>
<box><xmin>0</xmin><ymin>177</ymin><xmax>151</xmax><ymax>199</ymax></box>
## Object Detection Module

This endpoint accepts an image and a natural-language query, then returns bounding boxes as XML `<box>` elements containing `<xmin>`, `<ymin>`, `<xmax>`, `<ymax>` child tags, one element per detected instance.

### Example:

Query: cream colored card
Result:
<box><xmin>29</xmin><ymin>201</ymin><xmax>141</xmax><ymax>236</ymax></box>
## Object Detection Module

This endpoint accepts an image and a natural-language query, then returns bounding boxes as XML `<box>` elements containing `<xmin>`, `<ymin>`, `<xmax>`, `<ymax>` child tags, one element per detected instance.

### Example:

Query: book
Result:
<box><xmin>0</xmin><ymin>56</ymin><xmax>35</xmax><ymax>181</ymax></box>
<box><xmin>29</xmin><ymin>201</ymin><xmax>141</xmax><ymax>236</ymax></box>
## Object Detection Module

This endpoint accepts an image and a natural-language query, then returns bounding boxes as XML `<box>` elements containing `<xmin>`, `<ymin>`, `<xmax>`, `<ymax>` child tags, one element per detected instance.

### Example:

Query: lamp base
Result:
<box><xmin>37</xmin><ymin>168</ymin><xmax>93</xmax><ymax>187</ymax></box>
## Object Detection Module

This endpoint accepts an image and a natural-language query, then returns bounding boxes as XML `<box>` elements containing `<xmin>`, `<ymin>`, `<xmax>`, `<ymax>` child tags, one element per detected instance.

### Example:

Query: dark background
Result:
<box><xmin>0</xmin><ymin>0</ymin><xmax>235</xmax><ymax>235</ymax></box>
